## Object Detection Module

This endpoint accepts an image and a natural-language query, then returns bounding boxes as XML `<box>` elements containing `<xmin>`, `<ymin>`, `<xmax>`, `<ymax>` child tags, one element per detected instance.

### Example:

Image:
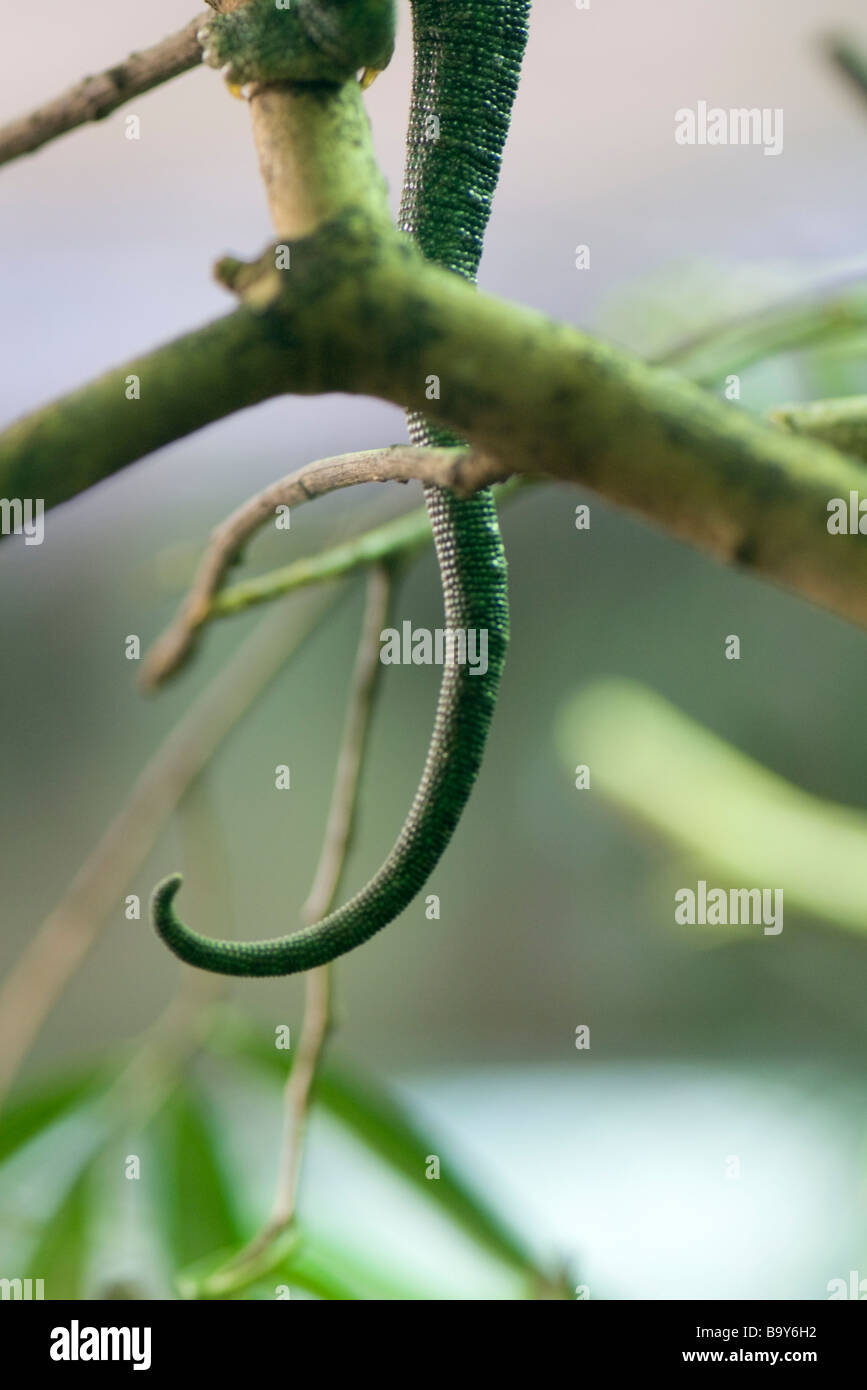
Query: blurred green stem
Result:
<box><xmin>770</xmin><ymin>395</ymin><xmax>867</xmax><ymax>462</ymax></box>
<box><xmin>656</xmin><ymin>281</ymin><xmax>867</xmax><ymax>386</ymax></box>
<box><xmin>826</xmin><ymin>33</ymin><xmax>867</xmax><ymax>107</ymax></box>
<box><xmin>558</xmin><ymin>679</ymin><xmax>867</xmax><ymax>938</ymax></box>
<box><xmin>210</xmin><ymin>506</ymin><xmax>431</xmax><ymax>616</ymax></box>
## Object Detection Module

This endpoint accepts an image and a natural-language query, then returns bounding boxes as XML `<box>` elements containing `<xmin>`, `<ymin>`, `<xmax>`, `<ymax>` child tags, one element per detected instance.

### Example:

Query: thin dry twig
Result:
<box><xmin>0</xmin><ymin>17</ymin><xmax>208</xmax><ymax>169</ymax></box>
<box><xmin>219</xmin><ymin>562</ymin><xmax>396</xmax><ymax>1271</ymax></box>
<box><xmin>0</xmin><ymin>589</ymin><xmax>340</xmax><ymax>1111</ymax></box>
<box><xmin>141</xmin><ymin>445</ymin><xmax>502</xmax><ymax>690</ymax></box>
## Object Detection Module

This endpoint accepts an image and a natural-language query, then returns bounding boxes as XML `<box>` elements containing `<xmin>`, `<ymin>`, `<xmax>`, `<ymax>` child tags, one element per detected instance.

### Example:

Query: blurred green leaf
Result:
<box><xmin>597</xmin><ymin>257</ymin><xmax>867</xmax><ymax>378</ymax></box>
<box><xmin>148</xmin><ymin>1083</ymin><xmax>245</xmax><ymax>1274</ymax></box>
<box><xmin>315</xmin><ymin>1067</ymin><xmax>534</xmax><ymax>1274</ymax></box>
<box><xmin>209</xmin><ymin>1015</ymin><xmax>537</xmax><ymax>1276</ymax></box>
<box><xmin>269</xmin><ymin>1229</ymin><xmax>438</xmax><ymax>1301</ymax></box>
<box><xmin>556</xmin><ymin>678</ymin><xmax>867</xmax><ymax>938</ymax></box>
<box><xmin>0</xmin><ymin>1068</ymin><xmax>107</xmax><ymax>1165</ymax></box>
<box><xmin>25</xmin><ymin>1160</ymin><xmax>96</xmax><ymax>1299</ymax></box>
<box><xmin>0</xmin><ymin>1030</ymin><xmax>547</xmax><ymax>1299</ymax></box>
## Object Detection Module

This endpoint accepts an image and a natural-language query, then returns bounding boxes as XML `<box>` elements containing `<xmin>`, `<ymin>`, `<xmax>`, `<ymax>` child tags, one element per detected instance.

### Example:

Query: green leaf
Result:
<box><xmin>148</xmin><ymin>1083</ymin><xmax>246</xmax><ymax>1276</ymax></box>
<box><xmin>209</xmin><ymin>1015</ymin><xmax>536</xmax><ymax>1275</ymax></box>
<box><xmin>25</xmin><ymin>1159</ymin><xmax>96</xmax><ymax>1299</ymax></box>
<box><xmin>275</xmin><ymin>1229</ymin><xmax>439</xmax><ymax>1301</ymax></box>
<box><xmin>0</xmin><ymin>1068</ymin><xmax>107</xmax><ymax>1165</ymax></box>
<box><xmin>316</xmin><ymin>1067</ymin><xmax>534</xmax><ymax>1273</ymax></box>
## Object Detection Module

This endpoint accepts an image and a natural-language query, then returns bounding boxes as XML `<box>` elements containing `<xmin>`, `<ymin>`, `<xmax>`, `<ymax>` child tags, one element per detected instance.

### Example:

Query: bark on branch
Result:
<box><xmin>4</xmin><ymin>215</ymin><xmax>867</xmax><ymax>630</ymax></box>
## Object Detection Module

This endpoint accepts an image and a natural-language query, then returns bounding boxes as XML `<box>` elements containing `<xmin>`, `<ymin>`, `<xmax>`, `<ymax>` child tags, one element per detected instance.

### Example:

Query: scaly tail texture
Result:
<box><xmin>152</xmin><ymin>0</ymin><xmax>530</xmax><ymax>975</ymax></box>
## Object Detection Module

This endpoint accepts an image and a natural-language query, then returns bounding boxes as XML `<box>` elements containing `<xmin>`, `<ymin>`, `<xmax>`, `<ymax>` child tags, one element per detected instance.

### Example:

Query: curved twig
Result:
<box><xmin>223</xmin><ymin>562</ymin><xmax>396</xmax><ymax>1277</ymax></box>
<box><xmin>140</xmin><ymin>445</ymin><xmax>503</xmax><ymax>689</ymax></box>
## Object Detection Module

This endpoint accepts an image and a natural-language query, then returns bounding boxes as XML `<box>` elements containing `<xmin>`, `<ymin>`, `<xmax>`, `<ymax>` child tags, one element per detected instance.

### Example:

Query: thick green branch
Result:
<box><xmin>5</xmin><ymin>219</ymin><xmax>867</xmax><ymax>627</ymax></box>
<box><xmin>0</xmin><ymin>306</ymin><xmax>288</xmax><ymax>507</ymax></box>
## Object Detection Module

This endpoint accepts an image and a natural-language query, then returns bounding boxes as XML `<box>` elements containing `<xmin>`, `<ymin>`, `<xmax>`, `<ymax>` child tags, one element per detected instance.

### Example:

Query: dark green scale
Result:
<box><xmin>152</xmin><ymin>0</ymin><xmax>531</xmax><ymax>975</ymax></box>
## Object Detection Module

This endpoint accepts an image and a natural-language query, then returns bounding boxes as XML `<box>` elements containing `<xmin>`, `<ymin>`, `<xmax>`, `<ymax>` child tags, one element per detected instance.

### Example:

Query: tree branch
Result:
<box><xmin>140</xmin><ymin>445</ymin><xmax>500</xmax><ymax>688</ymax></box>
<box><xmin>5</xmin><ymin>0</ymin><xmax>867</xmax><ymax>641</ymax></box>
<box><xmin>0</xmin><ymin>304</ymin><xmax>288</xmax><ymax>507</ymax></box>
<box><xmin>205</xmin><ymin>476</ymin><xmax>524</xmax><ymax>620</ymax></box>
<box><xmin>0</xmin><ymin>17</ymin><xmax>208</xmax><ymax>169</ymax></box>
<box><xmin>208</xmin><ymin>501</ymin><xmax>433</xmax><ymax>617</ymax></box>
<box><xmin>4</xmin><ymin>221</ymin><xmax>867</xmax><ymax>628</ymax></box>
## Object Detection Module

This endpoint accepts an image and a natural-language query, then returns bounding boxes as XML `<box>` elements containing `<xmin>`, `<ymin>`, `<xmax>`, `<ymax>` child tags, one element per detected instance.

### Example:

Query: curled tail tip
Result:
<box><xmin>150</xmin><ymin>872</ymin><xmax>242</xmax><ymax>975</ymax></box>
<box><xmin>151</xmin><ymin>872</ymin><xmax>184</xmax><ymax>928</ymax></box>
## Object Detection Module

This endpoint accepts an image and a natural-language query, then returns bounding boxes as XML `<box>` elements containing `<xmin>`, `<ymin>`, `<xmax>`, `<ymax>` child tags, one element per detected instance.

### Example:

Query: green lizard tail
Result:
<box><xmin>152</xmin><ymin>0</ymin><xmax>530</xmax><ymax>976</ymax></box>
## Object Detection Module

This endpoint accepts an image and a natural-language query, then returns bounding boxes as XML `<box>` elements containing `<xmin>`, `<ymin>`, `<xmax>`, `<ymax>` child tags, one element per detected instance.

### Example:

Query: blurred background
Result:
<box><xmin>2</xmin><ymin>0</ymin><xmax>867</xmax><ymax>1299</ymax></box>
